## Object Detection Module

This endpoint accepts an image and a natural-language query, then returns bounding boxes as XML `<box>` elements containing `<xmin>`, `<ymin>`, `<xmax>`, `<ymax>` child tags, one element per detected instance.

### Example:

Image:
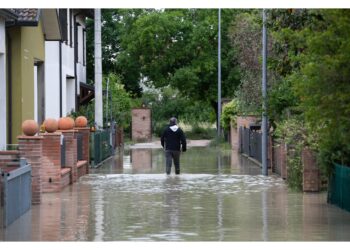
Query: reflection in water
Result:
<box><xmin>131</xmin><ymin>148</ymin><xmax>153</xmax><ymax>173</ymax></box>
<box><xmin>1</xmin><ymin>147</ymin><xmax>350</xmax><ymax>241</ymax></box>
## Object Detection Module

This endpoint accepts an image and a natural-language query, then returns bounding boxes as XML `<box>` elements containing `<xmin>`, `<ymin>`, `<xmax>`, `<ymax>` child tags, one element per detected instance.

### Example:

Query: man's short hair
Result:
<box><xmin>169</xmin><ymin>117</ymin><xmax>177</xmax><ymax>125</ymax></box>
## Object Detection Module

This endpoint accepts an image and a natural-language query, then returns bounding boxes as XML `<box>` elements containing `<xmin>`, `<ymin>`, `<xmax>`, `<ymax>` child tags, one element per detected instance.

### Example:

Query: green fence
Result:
<box><xmin>328</xmin><ymin>163</ymin><xmax>350</xmax><ymax>212</ymax></box>
<box><xmin>90</xmin><ymin>130</ymin><xmax>113</xmax><ymax>167</ymax></box>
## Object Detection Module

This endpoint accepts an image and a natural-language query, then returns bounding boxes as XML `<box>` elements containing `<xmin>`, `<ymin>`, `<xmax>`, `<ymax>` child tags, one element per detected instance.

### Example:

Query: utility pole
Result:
<box><xmin>217</xmin><ymin>8</ymin><xmax>222</xmax><ymax>138</ymax></box>
<box><xmin>262</xmin><ymin>9</ymin><xmax>268</xmax><ymax>176</ymax></box>
<box><xmin>94</xmin><ymin>8</ymin><xmax>103</xmax><ymax>128</ymax></box>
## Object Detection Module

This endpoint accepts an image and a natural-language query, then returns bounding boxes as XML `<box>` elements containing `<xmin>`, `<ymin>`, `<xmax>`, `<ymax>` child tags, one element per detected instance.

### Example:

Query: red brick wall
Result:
<box><xmin>132</xmin><ymin>108</ymin><xmax>152</xmax><ymax>142</ymax></box>
<box><xmin>18</xmin><ymin>136</ymin><xmax>43</xmax><ymax>204</ymax></box>
<box><xmin>302</xmin><ymin>147</ymin><xmax>320</xmax><ymax>192</ymax></box>
<box><xmin>61</xmin><ymin>130</ymin><xmax>78</xmax><ymax>183</ymax></box>
<box><xmin>272</xmin><ymin>141</ymin><xmax>288</xmax><ymax>179</ymax></box>
<box><xmin>77</xmin><ymin>161</ymin><xmax>88</xmax><ymax>178</ymax></box>
<box><xmin>116</xmin><ymin>127</ymin><xmax>124</xmax><ymax>147</ymax></box>
<box><xmin>41</xmin><ymin>133</ymin><xmax>62</xmax><ymax>193</ymax></box>
<box><xmin>230</xmin><ymin>120</ymin><xmax>239</xmax><ymax>151</ymax></box>
<box><xmin>60</xmin><ymin>169</ymin><xmax>71</xmax><ymax>189</ymax></box>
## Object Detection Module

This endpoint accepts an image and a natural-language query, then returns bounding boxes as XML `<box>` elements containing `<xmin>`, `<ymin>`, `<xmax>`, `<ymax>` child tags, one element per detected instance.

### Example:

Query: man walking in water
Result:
<box><xmin>161</xmin><ymin>117</ymin><xmax>187</xmax><ymax>175</ymax></box>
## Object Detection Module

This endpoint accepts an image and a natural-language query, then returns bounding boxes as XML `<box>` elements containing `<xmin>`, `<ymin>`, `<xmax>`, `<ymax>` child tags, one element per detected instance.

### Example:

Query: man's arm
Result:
<box><xmin>161</xmin><ymin>129</ymin><xmax>165</xmax><ymax>148</ymax></box>
<box><xmin>180</xmin><ymin>129</ymin><xmax>187</xmax><ymax>152</ymax></box>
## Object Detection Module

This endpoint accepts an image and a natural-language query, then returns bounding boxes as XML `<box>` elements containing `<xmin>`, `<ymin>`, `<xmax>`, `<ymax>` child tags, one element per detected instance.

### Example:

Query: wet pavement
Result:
<box><xmin>1</xmin><ymin>146</ymin><xmax>350</xmax><ymax>241</ymax></box>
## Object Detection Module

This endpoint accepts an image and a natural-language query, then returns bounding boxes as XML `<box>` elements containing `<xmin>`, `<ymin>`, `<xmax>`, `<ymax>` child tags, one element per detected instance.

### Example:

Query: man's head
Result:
<box><xmin>169</xmin><ymin>117</ymin><xmax>177</xmax><ymax>126</ymax></box>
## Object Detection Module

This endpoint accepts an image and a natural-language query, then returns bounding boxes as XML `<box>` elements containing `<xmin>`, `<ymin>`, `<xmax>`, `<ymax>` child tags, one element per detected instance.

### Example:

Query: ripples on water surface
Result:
<box><xmin>2</xmin><ymin>147</ymin><xmax>350</xmax><ymax>241</ymax></box>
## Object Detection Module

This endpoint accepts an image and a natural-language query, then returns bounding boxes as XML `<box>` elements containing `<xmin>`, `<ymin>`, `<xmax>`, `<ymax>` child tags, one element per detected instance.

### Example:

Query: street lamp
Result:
<box><xmin>217</xmin><ymin>8</ymin><xmax>221</xmax><ymax>138</ymax></box>
<box><xmin>262</xmin><ymin>9</ymin><xmax>268</xmax><ymax>176</ymax></box>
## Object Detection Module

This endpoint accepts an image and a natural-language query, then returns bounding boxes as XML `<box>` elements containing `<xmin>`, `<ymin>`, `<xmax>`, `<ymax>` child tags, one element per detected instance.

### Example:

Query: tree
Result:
<box><xmin>289</xmin><ymin>10</ymin><xmax>350</xmax><ymax>170</ymax></box>
<box><xmin>86</xmin><ymin>9</ymin><xmax>150</xmax><ymax>95</ymax></box>
<box><xmin>116</xmin><ymin>9</ymin><xmax>240</xmax><ymax>125</ymax></box>
<box><xmin>103</xmin><ymin>73</ymin><xmax>132</xmax><ymax>129</ymax></box>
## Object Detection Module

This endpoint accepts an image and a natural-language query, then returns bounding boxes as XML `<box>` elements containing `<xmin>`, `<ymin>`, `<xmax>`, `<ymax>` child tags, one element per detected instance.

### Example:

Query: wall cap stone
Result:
<box><xmin>17</xmin><ymin>135</ymin><xmax>44</xmax><ymax>140</ymax></box>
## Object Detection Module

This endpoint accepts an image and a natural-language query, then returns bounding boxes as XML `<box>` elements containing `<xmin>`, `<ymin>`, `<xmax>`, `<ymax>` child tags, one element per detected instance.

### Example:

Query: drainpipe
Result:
<box><xmin>74</xmin><ymin>12</ymin><xmax>78</xmax><ymax>112</ymax></box>
<box><xmin>6</xmin><ymin>31</ymin><xmax>12</xmax><ymax>145</ymax></box>
<box><xmin>59</xmin><ymin>41</ymin><xmax>62</xmax><ymax>117</ymax></box>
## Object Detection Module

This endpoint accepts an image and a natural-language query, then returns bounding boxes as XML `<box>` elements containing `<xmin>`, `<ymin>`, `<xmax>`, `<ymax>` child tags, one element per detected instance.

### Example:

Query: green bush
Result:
<box><xmin>220</xmin><ymin>99</ymin><xmax>239</xmax><ymax>131</ymax></box>
<box><xmin>186</xmin><ymin>124</ymin><xmax>216</xmax><ymax>140</ymax></box>
<box><xmin>274</xmin><ymin>118</ymin><xmax>305</xmax><ymax>191</ymax></box>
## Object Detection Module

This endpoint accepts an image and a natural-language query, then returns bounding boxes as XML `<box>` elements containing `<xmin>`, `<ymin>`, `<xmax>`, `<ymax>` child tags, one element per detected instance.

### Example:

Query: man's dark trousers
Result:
<box><xmin>165</xmin><ymin>150</ymin><xmax>180</xmax><ymax>175</ymax></box>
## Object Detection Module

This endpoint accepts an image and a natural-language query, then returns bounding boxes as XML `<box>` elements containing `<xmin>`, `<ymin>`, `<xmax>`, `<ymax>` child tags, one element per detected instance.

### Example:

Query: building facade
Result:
<box><xmin>0</xmin><ymin>10</ymin><xmax>17</xmax><ymax>149</ymax></box>
<box><xmin>45</xmin><ymin>9</ymin><xmax>92</xmax><ymax>120</ymax></box>
<box><xmin>0</xmin><ymin>8</ymin><xmax>93</xmax><ymax>146</ymax></box>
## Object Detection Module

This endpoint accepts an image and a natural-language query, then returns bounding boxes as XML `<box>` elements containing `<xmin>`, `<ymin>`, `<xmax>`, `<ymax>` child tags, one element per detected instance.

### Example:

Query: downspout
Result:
<box><xmin>6</xmin><ymin>31</ymin><xmax>12</xmax><ymax>145</ymax></box>
<box><xmin>59</xmin><ymin>41</ymin><xmax>62</xmax><ymax>117</ymax></box>
<box><xmin>73</xmin><ymin>12</ymin><xmax>81</xmax><ymax>112</ymax></box>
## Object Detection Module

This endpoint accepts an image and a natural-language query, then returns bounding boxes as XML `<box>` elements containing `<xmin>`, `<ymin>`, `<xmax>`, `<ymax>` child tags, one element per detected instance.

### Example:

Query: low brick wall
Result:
<box><xmin>302</xmin><ymin>148</ymin><xmax>320</xmax><ymax>192</ymax></box>
<box><xmin>40</xmin><ymin>133</ymin><xmax>62</xmax><ymax>193</ymax></box>
<box><xmin>77</xmin><ymin>160</ymin><xmax>88</xmax><ymax>178</ymax></box>
<box><xmin>3</xmin><ymin>127</ymin><xmax>91</xmax><ymax>203</ymax></box>
<box><xmin>18</xmin><ymin>136</ymin><xmax>43</xmax><ymax>204</ymax></box>
<box><xmin>60</xmin><ymin>130</ymin><xmax>78</xmax><ymax>183</ymax></box>
<box><xmin>60</xmin><ymin>168</ymin><xmax>71</xmax><ymax>189</ymax></box>
<box><xmin>272</xmin><ymin>141</ymin><xmax>288</xmax><ymax>179</ymax></box>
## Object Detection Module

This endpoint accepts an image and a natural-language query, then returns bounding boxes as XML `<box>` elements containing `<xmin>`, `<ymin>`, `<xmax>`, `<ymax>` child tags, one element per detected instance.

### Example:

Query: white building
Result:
<box><xmin>45</xmin><ymin>9</ymin><xmax>93</xmax><ymax>119</ymax></box>
<box><xmin>0</xmin><ymin>10</ymin><xmax>17</xmax><ymax>150</ymax></box>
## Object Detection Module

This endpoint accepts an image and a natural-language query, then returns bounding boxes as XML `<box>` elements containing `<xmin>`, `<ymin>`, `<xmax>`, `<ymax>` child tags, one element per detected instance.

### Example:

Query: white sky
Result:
<box><xmin>2</xmin><ymin>0</ymin><xmax>350</xmax><ymax>8</ymax></box>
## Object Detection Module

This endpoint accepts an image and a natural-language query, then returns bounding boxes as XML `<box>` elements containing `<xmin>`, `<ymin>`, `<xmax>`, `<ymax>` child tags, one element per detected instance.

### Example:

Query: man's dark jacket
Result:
<box><xmin>161</xmin><ymin>125</ymin><xmax>187</xmax><ymax>152</ymax></box>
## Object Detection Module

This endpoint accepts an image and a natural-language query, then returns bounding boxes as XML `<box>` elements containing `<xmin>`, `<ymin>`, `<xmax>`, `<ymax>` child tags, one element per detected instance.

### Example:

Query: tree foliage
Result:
<box><xmin>288</xmin><ymin>10</ymin><xmax>350</xmax><ymax>170</ymax></box>
<box><xmin>115</xmin><ymin>9</ymin><xmax>240</xmax><ymax>121</ymax></box>
<box><xmin>220</xmin><ymin>99</ymin><xmax>239</xmax><ymax>130</ymax></box>
<box><xmin>103</xmin><ymin>73</ymin><xmax>132</xmax><ymax>128</ymax></box>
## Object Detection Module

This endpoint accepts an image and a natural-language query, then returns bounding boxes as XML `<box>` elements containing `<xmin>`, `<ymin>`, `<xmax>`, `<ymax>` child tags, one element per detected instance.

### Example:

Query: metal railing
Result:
<box><xmin>76</xmin><ymin>133</ymin><xmax>83</xmax><ymax>161</ymax></box>
<box><xmin>239</xmin><ymin>126</ymin><xmax>263</xmax><ymax>164</ymax></box>
<box><xmin>328</xmin><ymin>163</ymin><xmax>350</xmax><ymax>212</ymax></box>
<box><xmin>90</xmin><ymin>129</ymin><xmax>115</xmax><ymax>167</ymax></box>
<box><xmin>1</xmin><ymin>158</ymin><xmax>31</xmax><ymax>228</ymax></box>
<box><xmin>61</xmin><ymin>135</ymin><xmax>66</xmax><ymax>167</ymax></box>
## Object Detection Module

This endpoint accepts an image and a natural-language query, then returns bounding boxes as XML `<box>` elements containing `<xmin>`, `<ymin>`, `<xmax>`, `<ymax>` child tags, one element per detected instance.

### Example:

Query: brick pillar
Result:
<box><xmin>116</xmin><ymin>127</ymin><xmax>124</xmax><ymax>148</ymax></box>
<box><xmin>18</xmin><ymin>136</ymin><xmax>43</xmax><ymax>204</ymax></box>
<box><xmin>60</xmin><ymin>130</ymin><xmax>77</xmax><ymax>183</ymax></box>
<box><xmin>230</xmin><ymin>120</ymin><xmax>238</xmax><ymax>151</ymax></box>
<box><xmin>41</xmin><ymin>132</ymin><xmax>62</xmax><ymax>192</ymax></box>
<box><xmin>302</xmin><ymin>147</ymin><xmax>320</xmax><ymax>192</ymax></box>
<box><xmin>75</xmin><ymin>127</ymin><xmax>90</xmax><ymax>174</ymax></box>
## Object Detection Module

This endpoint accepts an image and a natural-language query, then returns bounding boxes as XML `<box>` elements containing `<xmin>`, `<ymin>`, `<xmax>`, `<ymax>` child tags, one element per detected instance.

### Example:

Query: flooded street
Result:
<box><xmin>2</xmin><ymin>146</ymin><xmax>350</xmax><ymax>241</ymax></box>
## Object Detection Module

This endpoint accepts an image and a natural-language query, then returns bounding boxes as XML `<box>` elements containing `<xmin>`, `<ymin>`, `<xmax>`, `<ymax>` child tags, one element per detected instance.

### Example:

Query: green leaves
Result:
<box><xmin>103</xmin><ymin>73</ymin><xmax>132</xmax><ymax>128</ymax></box>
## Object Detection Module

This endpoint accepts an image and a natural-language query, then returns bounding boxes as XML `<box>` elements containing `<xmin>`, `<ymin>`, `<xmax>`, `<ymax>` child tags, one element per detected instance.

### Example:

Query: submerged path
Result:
<box><xmin>1</xmin><ymin>145</ymin><xmax>350</xmax><ymax>241</ymax></box>
<box><xmin>129</xmin><ymin>139</ymin><xmax>211</xmax><ymax>149</ymax></box>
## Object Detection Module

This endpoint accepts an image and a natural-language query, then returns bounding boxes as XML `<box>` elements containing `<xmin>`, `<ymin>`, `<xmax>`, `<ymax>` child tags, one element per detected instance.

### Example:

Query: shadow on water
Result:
<box><xmin>2</xmin><ymin>146</ymin><xmax>350</xmax><ymax>241</ymax></box>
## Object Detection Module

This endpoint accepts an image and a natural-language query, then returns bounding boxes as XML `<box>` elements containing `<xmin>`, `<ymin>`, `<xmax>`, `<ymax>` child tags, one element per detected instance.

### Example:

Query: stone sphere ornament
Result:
<box><xmin>58</xmin><ymin>117</ymin><xmax>75</xmax><ymax>130</ymax></box>
<box><xmin>75</xmin><ymin>116</ymin><xmax>88</xmax><ymax>127</ymax></box>
<box><xmin>43</xmin><ymin>118</ymin><xmax>58</xmax><ymax>133</ymax></box>
<box><xmin>22</xmin><ymin>120</ymin><xmax>39</xmax><ymax>136</ymax></box>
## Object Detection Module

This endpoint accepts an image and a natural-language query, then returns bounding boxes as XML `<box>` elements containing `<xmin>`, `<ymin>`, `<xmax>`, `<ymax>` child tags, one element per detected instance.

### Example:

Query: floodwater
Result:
<box><xmin>2</xmin><ymin>146</ymin><xmax>350</xmax><ymax>241</ymax></box>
